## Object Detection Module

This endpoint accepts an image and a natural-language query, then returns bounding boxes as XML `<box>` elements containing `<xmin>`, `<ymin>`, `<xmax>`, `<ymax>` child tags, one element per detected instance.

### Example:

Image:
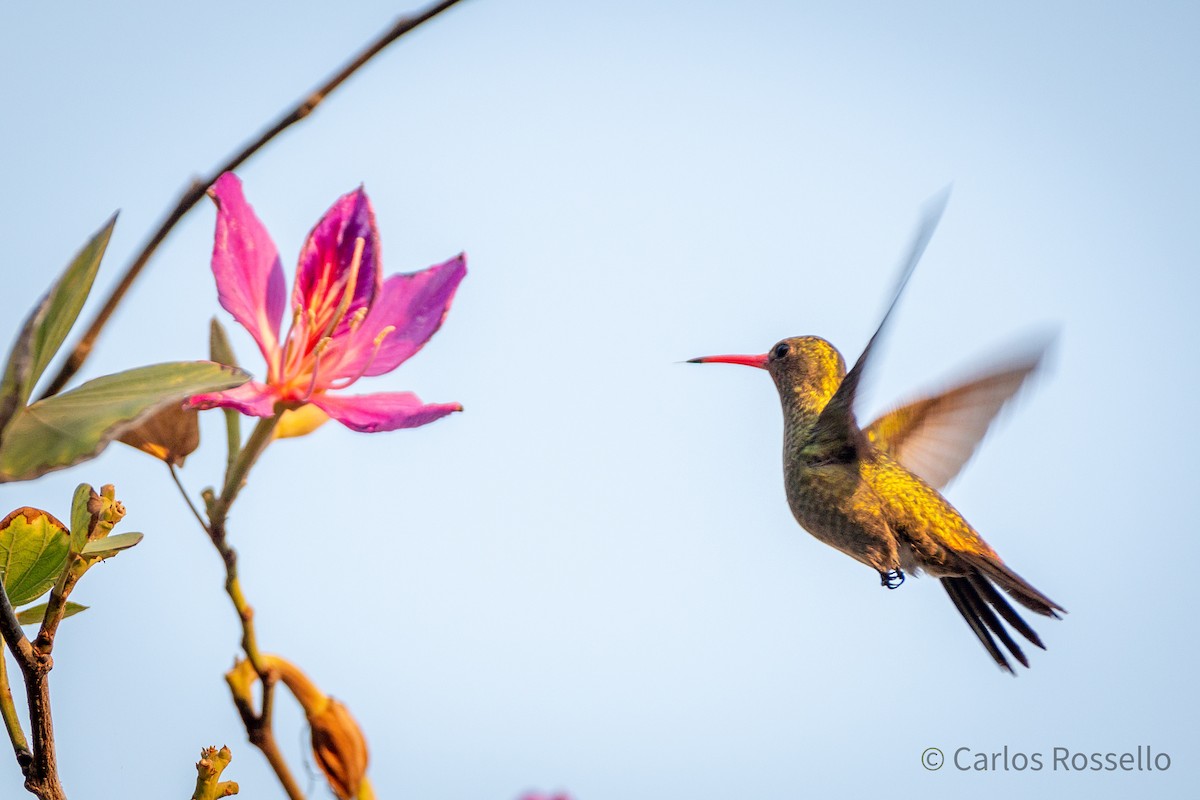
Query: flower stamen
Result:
<box><xmin>321</xmin><ymin>236</ymin><xmax>366</xmax><ymax>342</ymax></box>
<box><xmin>302</xmin><ymin>337</ymin><xmax>334</xmax><ymax>401</ymax></box>
<box><xmin>275</xmin><ymin>304</ymin><xmax>307</xmax><ymax>384</ymax></box>
<box><xmin>329</xmin><ymin>325</ymin><xmax>395</xmax><ymax>390</ymax></box>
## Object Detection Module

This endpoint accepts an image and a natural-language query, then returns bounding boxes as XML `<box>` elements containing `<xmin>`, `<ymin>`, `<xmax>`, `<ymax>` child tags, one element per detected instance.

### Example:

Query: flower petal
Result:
<box><xmin>310</xmin><ymin>392</ymin><xmax>461</xmax><ymax>433</ymax></box>
<box><xmin>293</xmin><ymin>187</ymin><xmax>380</xmax><ymax>341</ymax></box>
<box><xmin>186</xmin><ymin>380</ymin><xmax>279</xmax><ymax>418</ymax></box>
<box><xmin>274</xmin><ymin>403</ymin><xmax>331</xmax><ymax>439</ymax></box>
<box><xmin>208</xmin><ymin>173</ymin><xmax>287</xmax><ymax>366</ymax></box>
<box><xmin>333</xmin><ymin>254</ymin><xmax>467</xmax><ymax>381</ymax></box>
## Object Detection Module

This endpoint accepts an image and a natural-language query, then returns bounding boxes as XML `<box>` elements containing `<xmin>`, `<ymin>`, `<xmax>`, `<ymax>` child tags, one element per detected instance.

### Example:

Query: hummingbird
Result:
<box><xmin>688</xmin><ymin>191</ymin><xmax>1062</xmax><ymax>673</ymax></box>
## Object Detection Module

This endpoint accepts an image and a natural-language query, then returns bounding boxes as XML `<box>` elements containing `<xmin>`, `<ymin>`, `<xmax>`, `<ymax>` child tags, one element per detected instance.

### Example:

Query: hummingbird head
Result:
<box><xmin>689</xmin><ymin>336</ymin><xmax>846</xmax><ymax>415</ymax></box>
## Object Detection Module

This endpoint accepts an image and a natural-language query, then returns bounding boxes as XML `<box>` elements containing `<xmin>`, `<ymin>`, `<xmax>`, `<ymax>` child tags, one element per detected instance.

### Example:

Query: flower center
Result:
<box><xmin>275</xmin><ymin>237</ymin><xmax>368</xmax><ymax>400</ymax></box>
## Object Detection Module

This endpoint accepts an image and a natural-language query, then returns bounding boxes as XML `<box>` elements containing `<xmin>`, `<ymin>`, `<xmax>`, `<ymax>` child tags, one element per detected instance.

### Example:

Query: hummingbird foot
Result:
<box><xmin>880</xmin><ymin>569</ymin><xmax>906</xmax><ymax>590</ymax></box>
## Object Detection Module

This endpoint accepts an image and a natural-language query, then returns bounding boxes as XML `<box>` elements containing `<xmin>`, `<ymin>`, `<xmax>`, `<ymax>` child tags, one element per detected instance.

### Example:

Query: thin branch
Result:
<box><xmin>0</xmin><ymin>587</ymin><xmax>33</xmax><ymax>669</ymax></box>
<box><xmin>227</xmin><ymin>658</ymin><xmax>303</xmax><ymax>800</ymax></box>
<box><xmin>213</xmin><ymin>417</ymin><xmax>279</xmax><ymax>521</ymax></box>
<box><xmin>39</xmin><ymin>0</ymin><xmax>468</xmax><ymax>399</ymax></box>
<box><xmin>184</xmin><ymin>413</ymin><xmax>304</xmax><ymax>797</ymax></box>
<box><xmin>0</xmin><ymin>497</ymin><xmax>122</xmax><ymax>799</ymax></box>
<box><xmin>168</xmin><ymin>464</ymin><xmax>210</xmax><ymax>532</ymax></box>
<box><xmin>33</xmin><ymin>552</ymin><xmax>93</xmax><ymax>660</ymax></box>
<box><xmin>202</xmin><ymin>522</ymin><xmax>303</xmax><ymax>800</ymax></box>
<box><xmin>0</xmin><ymin>625</ymin><xmax>32</xmax><ymax>769</ymax></box>
<box><xmin>19</xmin><ymin>675</ymin><xmax>62</xmax><ymax>800</ymax></box>
<box><xmin>0</xmin><ymin>584</ymin><xmax>63</xmax><ymax>800</ymax></box>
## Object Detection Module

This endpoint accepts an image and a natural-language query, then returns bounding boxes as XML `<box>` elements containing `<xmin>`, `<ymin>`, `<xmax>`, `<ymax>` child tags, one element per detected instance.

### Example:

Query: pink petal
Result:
<box><xmin>333</xmin><ymin>254</ymin><xmax>467</xmax><ymax>380</ymax></box>
<box><xmin>293</xmin><ymin>186</ymin><xmax>380</xmax><ymax>340</ymax></box>
<box><xmin>310</xmin><ymin>391</ymin><xmax>461</xmax><ymax>433</ymax></box>
<box><xmin>186</xmin><ymin>380</ymin><xmax>280</xmax><ymax>418</ymax></box>
<box><xmin>208</xmin><ymin>173</ymin><xmax>287</xmax><ymax>366</ymax></box>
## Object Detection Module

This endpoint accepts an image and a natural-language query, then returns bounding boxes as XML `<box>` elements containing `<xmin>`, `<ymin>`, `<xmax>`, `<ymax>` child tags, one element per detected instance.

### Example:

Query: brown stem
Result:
<box><xmin>211</xmin><ymin>557</ymin><xmax>303</xmax><ymax>799</ymax></box>
<box><xmin>39</xmin><ymin>0</ymin><xmax>468</xmax><ymax>399</ymax></box>
<box><xmin>21</xmin><ymin>673</ymin><xmax>62</xmax><ymax>800</ymax></box>
<box><xmin>0</xmin><ymin>583</ymin><xmax>64</xmax><ymax>800</ymax></box>
<box><xmin>211</xmin><ymin>527</ymin><xmax>269</xmax><ymax>679</ymax></box>
<box><xmin>209</xmin><ymin>524</ymin><xmax>302</xmax><ymax>799</ymax></box>
<box><xmin>32</xmin><ymin>561</ymin><xmax>86</xmax><ymax>659</ymax></box>
<box><xmin>0</xmin><ymin>653</ymin><xmax>32</xmax><ymax>768</ymax></box>
<box><xmin>0</xmin><ymin>493</ymin><xmax>121</xmax><ymax>799</ymax></box>
<box><xmin>226</xmin><ymin>663</ymin><xmax>304</xmax><ymax>800</ymax></box>
<box><xmin>0</xmin><ymin>588</ymin><xmax>34</xmax><ymax>676</ymax></box>
<box><xmin>186</xmin><ymin>415</ymin><xmax>305</xmax><ymax>798</ymax></box>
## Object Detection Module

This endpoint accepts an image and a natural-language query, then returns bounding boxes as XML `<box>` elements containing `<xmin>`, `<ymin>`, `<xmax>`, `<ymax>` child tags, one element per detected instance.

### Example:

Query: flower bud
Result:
<box><xmin>86</xmin><ymin>484</ymin><xmax>125</xmax><ymax>540</ymax></box>
<box><xmin>265</xmin><ymin>655</ymin><xmax>369</xmax><ymax>800</ymax></box>
<box><xmin>308</xmin><ymin>697</ymin><xmax>369</xmax><ymax>800</ymax></box>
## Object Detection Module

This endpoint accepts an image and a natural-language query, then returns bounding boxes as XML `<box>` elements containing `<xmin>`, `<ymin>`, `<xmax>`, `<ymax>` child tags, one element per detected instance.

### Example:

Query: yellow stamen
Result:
<box><xmin>329</xmin><ymin>325</ymin><xmax>396</xmax><ymax>390</ymax></box>
<box><xmin>302</xmin><ymin>337</ymin><xmax>333</xmax><ymax>400</ymax></box>
<box><xmin>276</xmin><ymin>303</ymin><xmax>307</xmax><ymax>383</ymax></box>
<box><xmin>321</xmin><ymin>236</ymin><xmax>366</xmax><ymax>341</ymax></box>
<box><xmin>373</xmin><ymin>324</ymin><xmax>396</xmax><ymax>347</ymax></box>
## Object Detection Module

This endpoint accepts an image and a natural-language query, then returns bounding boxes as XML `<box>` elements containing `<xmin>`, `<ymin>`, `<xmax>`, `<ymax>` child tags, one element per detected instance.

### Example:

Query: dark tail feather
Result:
<box><xmin>968</xmin><ymin>573</ymin><xmax>1046</xmax><ymax>650</ymax></box>
<box><xmin>974</xmin><ymin>558</ymin><xmax>1065</xmax><ymax>619</ymax></box>
<box><xmin>942</xmin><ymin>568</ymin><xmax>1059</xmax><ymax>672</ymax></box>
<box><xmin>958</xmin><ymin>577</ymin><xmax>1029</xmax><ymax>668</ymax></box>
<box><xmin>942</xmin><ymin>577</ymin><xmax>1015</xmax><ymax>674</ymax></box>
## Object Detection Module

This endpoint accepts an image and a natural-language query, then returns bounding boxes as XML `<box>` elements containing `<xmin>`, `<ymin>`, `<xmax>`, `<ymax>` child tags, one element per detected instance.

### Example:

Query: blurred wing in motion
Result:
<box><xmin>809</xmin><ymin>187</ymin><xmax>951</xmax><ymax>460</ymax></box>
<box><xmin>866</xmin><ymin>340</ymin><xmax>1050</xmax><ymax>490</ymax></box>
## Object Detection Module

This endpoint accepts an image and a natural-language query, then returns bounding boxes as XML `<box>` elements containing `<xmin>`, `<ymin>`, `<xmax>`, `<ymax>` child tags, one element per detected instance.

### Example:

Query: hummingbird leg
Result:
<box><xmin>880</xmin><ymin>568</ymin><xmax>906</xmax><ymax>590</ymax></box>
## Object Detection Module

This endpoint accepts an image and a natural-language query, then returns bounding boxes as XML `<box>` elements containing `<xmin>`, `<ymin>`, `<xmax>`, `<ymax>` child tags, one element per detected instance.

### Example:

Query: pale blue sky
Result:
<box><xmin>2</xmin><ymin>2</ymin><xmax>1198</xmax><ymax>798</ymax></box>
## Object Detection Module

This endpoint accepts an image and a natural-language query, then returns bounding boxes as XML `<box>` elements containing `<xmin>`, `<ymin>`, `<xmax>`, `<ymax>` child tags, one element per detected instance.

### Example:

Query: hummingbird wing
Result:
<box><xmin>807</xmin><ymin>188</ymin><xmax>951</xmax><ymax>462</ymax></box>
<box><xmin>864</xmin><ymin>342</ymin><xmax>1049</xmax><ymax>490</ymax></box>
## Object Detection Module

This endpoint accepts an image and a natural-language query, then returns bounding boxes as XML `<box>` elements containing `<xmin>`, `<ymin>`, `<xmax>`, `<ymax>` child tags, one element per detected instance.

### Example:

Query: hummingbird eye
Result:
<box><xmin>773</xmin><ymin>343</ymin><xmax>791</xmax><ymax>360</ymax></box>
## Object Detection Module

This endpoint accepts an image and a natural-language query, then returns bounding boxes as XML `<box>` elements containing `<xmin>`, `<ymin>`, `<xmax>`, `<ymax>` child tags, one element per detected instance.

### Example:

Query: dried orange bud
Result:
<box><xmin>308</xmin><ymin>697</ymin><xmax>369</xmax><ymax>800</ymax></box>
<box><xmin>266</xmin><ymin>656</ymin><xmax>369</xmax><ymax>800</ymax></box>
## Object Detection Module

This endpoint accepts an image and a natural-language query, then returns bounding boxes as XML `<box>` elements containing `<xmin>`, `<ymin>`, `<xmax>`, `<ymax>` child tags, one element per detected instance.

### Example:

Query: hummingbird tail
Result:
<box><xmin>973</xmin><ymin>558</ymin><xmax>1065</xmax><ymax>619</ymax></box>
<box><xmin>941</xmin><ymin>554</ymin><xmax>1064</xmax><ymax>672</ymax></box>
<box><xmin>941</xmin><ymin>564</ymin><xmax>1064</xmax><ymax>674</ymax></box>
<box><xmin>942</xmin><ymin>576</ymin><xmax>1026</xmax><ymax>673</ymax></box>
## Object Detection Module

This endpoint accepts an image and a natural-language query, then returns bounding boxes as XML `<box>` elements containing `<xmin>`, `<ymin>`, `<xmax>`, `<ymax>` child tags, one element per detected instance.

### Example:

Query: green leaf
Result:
<box><xmin>70</xmin><ymin>483</ymin><xmax>93</xmax><ymax>554</ymax></box>
<box><xmin>0</xmin><ymin>361</ymin><xmax>248</xmax><ymax>482</ymax></box>
<box><xmin>29</xmin><ymin>215</ymin><xmax>118</xmax><ymax>395</ymax></box>
<box><xmin>0</xmin><ymin>216</ymin><xmax>117</xmax><ymax>417</ymax></box>
<box><xmin>15</xmin><ymin>601</ymin><xmax>88</xmax><ymax>626</ymax></box>
<box><xmin>209</xmin><ymin>317</ymin><xmax>239</xmax><ymax>368</ymax></box>
<box><xmin>0</xmin><ymin>508</ymin><xmax>70</xmax><ymax>607</ymax></box>
<box><xmin>0</xmin><ymin>295</ymin><xmax>49</xmax><ymax>437</ymax></box>
<box><xmin>81</xmin><ymin>532</ymin><xmax>142</xmax><ymax>558</ymax></box>
<box><xmin>210</xmin><ymin>318</ymin><xmax>242</xmax><ymax>462</ymax></box>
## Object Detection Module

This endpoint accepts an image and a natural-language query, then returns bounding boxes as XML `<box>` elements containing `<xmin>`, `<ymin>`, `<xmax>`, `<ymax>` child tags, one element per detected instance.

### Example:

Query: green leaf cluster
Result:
<box><xmin>0</xmin><ymin>509</ymin><xmax>70</xmax><ymax>608</ymax></box>
<box><xmin>0</xmin><ymin>484</ymin><xmax>144</xmax><ymax>628</ymax></box>
<box><xmin>0</xmin><ymin>217</ymin><xmax>250</xmax><ymax>482</ymax></box>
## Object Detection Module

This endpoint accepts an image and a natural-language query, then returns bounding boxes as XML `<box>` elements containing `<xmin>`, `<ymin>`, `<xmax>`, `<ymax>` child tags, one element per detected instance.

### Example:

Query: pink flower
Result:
<box><xmin>188</xmin><ymin>173</ymin><xmax>465</xmax><ymax>433</ymax></box>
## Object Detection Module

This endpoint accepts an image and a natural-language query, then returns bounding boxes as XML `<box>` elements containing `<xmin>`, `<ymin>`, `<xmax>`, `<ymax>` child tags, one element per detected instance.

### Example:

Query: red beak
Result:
<box><xmin>686</xmin><ymin>353</ymin><xmax>769</xmax><ymax>369</ymax></box>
